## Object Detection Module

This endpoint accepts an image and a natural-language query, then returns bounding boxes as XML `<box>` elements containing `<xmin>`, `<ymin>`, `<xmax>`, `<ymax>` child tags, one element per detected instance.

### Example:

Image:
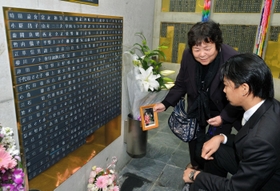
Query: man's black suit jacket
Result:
<box><xmin>194</xmin><ymin>99</ymin><xmax>280</xmax><ymax>191</ymax></box>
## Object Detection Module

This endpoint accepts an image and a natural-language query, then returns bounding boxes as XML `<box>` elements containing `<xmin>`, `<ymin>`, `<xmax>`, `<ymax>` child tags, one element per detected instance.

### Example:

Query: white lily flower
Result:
<box><xmin>164</xmin><ymin>83</ymin><xmax>175</xmax><ymax>89</ymax></box>
<box><xmin>132</xmin><ymin>59</ymin><xmax>141</xmax><ymax>67</ymax></box>
<box><xmin>162</xmin><ymin>77</ymin><xmax>174</xmax><ymax>83</ymax></box>
<box><xmin>160</xmin><ymin>70</ymin><xmax>176</xmax><ymax>76</ymax></box>
<box><xmin>132</xmin><ymin>54</ymin><xmax>142</xmax><ymax>67</ymax></box>
<box><xmin>131</xmin><ymin>54</ymin><xmax>138</xmax><ymax>60</ymax></box>
<box><xmin>135</xmin><ymin>66</ymin><xmax>160</xmax><ymax>92</ymax></box>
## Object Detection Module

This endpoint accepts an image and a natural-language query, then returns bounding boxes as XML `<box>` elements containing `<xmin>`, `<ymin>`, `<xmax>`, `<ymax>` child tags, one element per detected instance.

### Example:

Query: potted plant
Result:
<box><xmin>125</xmin><ymin>32</ymin><xmax>175</xmax><ymax>120</ymax></box>
<box><xmin>124</xmin><ymin>32</ymin><xmax>175</xmax><ymax>157</ymax></box>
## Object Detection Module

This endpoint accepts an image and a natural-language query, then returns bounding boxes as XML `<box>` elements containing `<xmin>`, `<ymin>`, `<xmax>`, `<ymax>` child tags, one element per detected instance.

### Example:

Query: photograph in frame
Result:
<box><xmin>140</xmin><ymin>104</ymin><xmax>159</xmax><ymax>131</ymax></box>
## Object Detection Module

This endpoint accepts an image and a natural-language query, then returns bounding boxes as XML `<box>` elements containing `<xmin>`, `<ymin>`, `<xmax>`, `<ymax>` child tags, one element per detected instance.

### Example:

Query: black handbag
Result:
<box><xmin>168</xmin><ymin>98</ymin><xmax>199</xmax><ymax>142</ymax></box>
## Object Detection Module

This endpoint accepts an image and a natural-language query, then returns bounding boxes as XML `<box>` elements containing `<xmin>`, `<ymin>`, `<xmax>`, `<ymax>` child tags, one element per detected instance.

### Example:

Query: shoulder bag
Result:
<box><xmin>168</xmin><ymin>98</ymin><xmax>199</xmax><ymax>142</ymax></box>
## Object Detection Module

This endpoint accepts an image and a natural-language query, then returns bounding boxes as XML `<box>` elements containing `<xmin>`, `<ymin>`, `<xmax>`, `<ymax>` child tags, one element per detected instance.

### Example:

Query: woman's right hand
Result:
<box><xmin>153</xmin><ymin>103</ymin><xmax>166</xmax><ymax>113</ymax></box>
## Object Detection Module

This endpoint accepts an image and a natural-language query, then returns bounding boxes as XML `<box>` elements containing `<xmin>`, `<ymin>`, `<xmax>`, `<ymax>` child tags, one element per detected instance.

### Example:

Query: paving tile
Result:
<box><xmin>150</xmin><ymin>184</ymin><xmax>179</xmax><ymax>191</ymax></box>
<box><xmin>119</xmin><ymin>157</ymin><xmax>166</xmax><ymax>182</ymax></box>
<box><xmin>148</xmin><ymin>131</ymin><xmax>181</xmax><ymax>149</ymax></box>
<box><xmin>147</xmin><ymin>127</ymin><xmax>160</xmax><ymax>140</ymax></box>
<box><xmin>168</xmin><ymin>148</ymin><xmax>190</xmax><ymax>169</ymax></box>
<box><xmin>156</xmin><ymin>164</ymin><xmax>185</xmax><ymax>190</ymax></box>
<box><xmin>158</xmin><ymin>123</ymin><xmax>173</xmax><ymax>134</ymax></box>
<box><xmin>119</xmin><ymin>172</ymin><xmax>153</xmax><ymax>191</ymax></box>
<box><xmin>177</xmin><ymin>140</ymin><xmax>189</xmax><ymax>152</ymax></box>
<box><xmin>145</xmin><ymin>141</ymin><xmax>175</xmax><ymax>163</ymax></box>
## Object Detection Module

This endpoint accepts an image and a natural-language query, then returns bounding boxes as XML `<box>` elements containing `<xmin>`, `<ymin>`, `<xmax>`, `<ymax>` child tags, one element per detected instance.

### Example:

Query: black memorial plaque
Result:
<box><xmin>4</xmin><ymin>8</ymin><xmax>122</xmax><ymax>180</ymax></box>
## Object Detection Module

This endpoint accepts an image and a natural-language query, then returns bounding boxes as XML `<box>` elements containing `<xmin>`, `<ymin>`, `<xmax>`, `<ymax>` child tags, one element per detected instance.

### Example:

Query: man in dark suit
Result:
<box><xmin>183</xmin><ymin>53</ymin><xmax>280</xmax><ymax>190</ymax></box>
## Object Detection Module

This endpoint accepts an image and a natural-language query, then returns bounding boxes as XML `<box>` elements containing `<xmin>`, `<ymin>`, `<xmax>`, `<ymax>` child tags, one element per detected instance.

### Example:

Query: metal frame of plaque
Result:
<box><xmin>3</xmin><ymin>7</ymin><xmax>123</xmax><ymax>180</ymax></box>
<box><xmin>62</xmin><ymin>0</ymin><xmax>99</xmax><ymax>6</ymax></box>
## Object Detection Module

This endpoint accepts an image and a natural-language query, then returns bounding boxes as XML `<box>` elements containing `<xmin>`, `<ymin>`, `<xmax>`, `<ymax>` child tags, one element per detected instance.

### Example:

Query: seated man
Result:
<box><xmin>183</xmin><ymin>53</ymin><xmax>280</xmax><ymax>190</ymax></box>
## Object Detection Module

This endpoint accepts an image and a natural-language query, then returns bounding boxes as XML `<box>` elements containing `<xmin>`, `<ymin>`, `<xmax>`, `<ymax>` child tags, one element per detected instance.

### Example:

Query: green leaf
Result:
<box><xmin>130</xmin><ymin>32</ymin><xmax>169</xmax><ymax>92</ymax></box>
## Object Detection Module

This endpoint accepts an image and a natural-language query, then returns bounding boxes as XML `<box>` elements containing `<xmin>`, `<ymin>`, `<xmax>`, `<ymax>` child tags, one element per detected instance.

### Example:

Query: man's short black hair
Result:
<box><xmin>221</xmin><ymin>53</ymin><xmax>274</xmax><ymax>99</ymax></box>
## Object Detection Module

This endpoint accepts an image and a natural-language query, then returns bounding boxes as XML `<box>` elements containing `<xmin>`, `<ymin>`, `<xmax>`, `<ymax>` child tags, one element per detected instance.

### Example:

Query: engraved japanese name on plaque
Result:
<box><xmin>4</xmin><ymin>8</ymin><xmax>123</xmax><ymax>180</ymax></box>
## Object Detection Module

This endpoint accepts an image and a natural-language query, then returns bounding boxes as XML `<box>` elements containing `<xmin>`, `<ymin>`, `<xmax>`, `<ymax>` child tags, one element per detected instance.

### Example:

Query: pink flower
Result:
<box><xmin>1</xmin><ymin>170</ymin><xmax>10</xmax><ymax>181</ymax></box>
<box><xmin>111</xmin><ymin>186</ymin><xmax>119</xmax><ymax>191</ymax></box>
<box><xmin>12</xmin><ymin>168</ymin><xmax>24</xmax><ymax>184</ymax></box>
<box><xmin>15</xmin><ymin>184</ymin><xmax>24</xmax><ymax>191</ymax></box>
<box><xmin>0</xmin><ymin>125</ymin><xmax>25</xmax><ymax>190</ymax></box>
<box><xmin>95</xmin><ymin>175</ymin><xmax>109</xmax><ymax>189</ymax></box>
<box><xmin>14</xmin><ymin>155</ymin><xmax>21</xmax><ymax>161</ymax></box>
<box><xmin>7</xmin><ymin>158</ymin><xmax>17</xmax><ymax>170</ymax></box>
<box><xmin>95</xmin><ymin>167</ymin><xmax>103</xmax><ymax>174</ymax></box>
<box><xmin>2</xmin><ymin>184</ymin><xmax>16</xmax><ymax>191</ymax></box>
<box><xmin>111</xmin><ymin>174</ymin><xmax>116</xmax><ymax>181</ymax></box>
<box><xmin>89</xmin><ymin>170</ymin><xmax>97</xmax><ymax>178</ymax></box>
<box><xmin>88</xmin><ymin>177</ymin><xmax>94</xmax><ymax>183</ymax></box>
<box><xmin>0</xmin><ymin>146</ymin><xmax>16</xmax><ymax>169</ymax></box>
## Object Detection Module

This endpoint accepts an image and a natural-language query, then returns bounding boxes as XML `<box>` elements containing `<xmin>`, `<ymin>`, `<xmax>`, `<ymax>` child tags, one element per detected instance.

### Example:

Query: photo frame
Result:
<box><xmin>140</xmin><ymin>104</ymin><xmax>159</xmax><ymax>131</ymax></box>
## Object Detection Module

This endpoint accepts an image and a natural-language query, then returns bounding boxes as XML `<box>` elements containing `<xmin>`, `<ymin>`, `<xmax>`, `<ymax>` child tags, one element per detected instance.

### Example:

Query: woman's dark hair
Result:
<box><xmin>187</xmin><ymin>20</ymin><xmax>223</xmax><ymax>50</ymax></box>
<box><xmin>221</xmin><ymin>53</ymin><xmax>274</xmax><ymax>99</ymax></box>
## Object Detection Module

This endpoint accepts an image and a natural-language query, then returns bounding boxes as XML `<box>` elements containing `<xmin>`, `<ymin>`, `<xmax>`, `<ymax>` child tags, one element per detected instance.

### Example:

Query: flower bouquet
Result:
<box><xmin>124</xmin><ymin>32</ymin><xmax>175</xmax><ymax>120</ymax></box>
<box><xmin>0</xmin><ymin>125</ymin><xmax>25</xmax><ymax>191</ymax></box>
<box><xmin>87</xmin><ymin>157</ymin><xmax>119</xmax><ymax>191</ymax></box>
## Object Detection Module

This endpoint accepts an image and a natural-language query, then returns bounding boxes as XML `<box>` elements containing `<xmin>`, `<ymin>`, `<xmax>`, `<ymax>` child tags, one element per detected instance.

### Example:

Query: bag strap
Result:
<box><xmin>176</xmin><ymin>98</ymin><xmax>197</xmax><ymax>117</ymax></box>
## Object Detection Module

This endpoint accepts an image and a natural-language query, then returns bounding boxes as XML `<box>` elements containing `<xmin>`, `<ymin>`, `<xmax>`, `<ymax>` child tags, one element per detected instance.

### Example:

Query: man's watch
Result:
<box><xmin>189</xmin><ymin>170</ymin><xmax>196</xmax><ymax>181</ymax></box>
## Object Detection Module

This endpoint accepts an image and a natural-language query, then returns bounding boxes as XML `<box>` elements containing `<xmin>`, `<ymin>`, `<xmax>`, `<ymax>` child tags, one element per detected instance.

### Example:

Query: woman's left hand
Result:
<box><xmin>207</xmin><ymin>115</ymin><xmax>222</xmax><ymax>126</ymax></box>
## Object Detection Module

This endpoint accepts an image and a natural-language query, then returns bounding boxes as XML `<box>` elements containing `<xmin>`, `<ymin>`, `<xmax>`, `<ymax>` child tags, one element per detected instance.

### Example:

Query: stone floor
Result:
<box><xmin>119</xmin><ymin>108</ymin><xmax>190</xmax><ymax>191</ymax></box>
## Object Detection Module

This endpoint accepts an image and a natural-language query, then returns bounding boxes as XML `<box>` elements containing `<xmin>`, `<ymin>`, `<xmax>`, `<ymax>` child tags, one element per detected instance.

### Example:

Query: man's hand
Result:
<box><xmin>201</xmin><ymin>135</ymin><xmax>224</xmax><ymax>160</ymax></box>
<box><xmin>183</xmin><ymin>168</ymin><xmax>200</xmax><ymax>183</ymax></box>
<box><xmin>207</xmin><ymin>115</ymin><xmax>222</xmax><ymax>127</ymax></box>
<box><xmin>153</xmin><ymin>103</ymin><xmax>166</xmax><ymax>112</ymax></box>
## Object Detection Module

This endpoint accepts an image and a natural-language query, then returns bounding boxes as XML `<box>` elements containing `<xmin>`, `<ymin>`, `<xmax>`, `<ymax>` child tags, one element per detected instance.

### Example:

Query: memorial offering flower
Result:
<box><xmin>87</xmin><ymin>157</ymin><xmax>119</xmax><ymax>191</ymax></box>
<box><xmin>135</xmin><ymin>66</ymin><xmax>161</xmax><ymax>92</ymax></box>
<box><xmin>0</xmin><ymin>125</ymin><xmax>25</xmax><ymax>191</ymax></box>
<box><xmin>124</xmin><ymin>32</ymin><xmax>175</xmax><ymax>120</ymax></box>
<box><xmin>129</xmin><ymin>32</ymin><xmax>173</xmax><ymax>91</ymax></box>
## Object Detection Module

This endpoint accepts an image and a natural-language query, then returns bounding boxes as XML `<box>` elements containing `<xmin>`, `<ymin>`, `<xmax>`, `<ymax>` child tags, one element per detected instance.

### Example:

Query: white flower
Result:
<box><xmin>7</xmin><ymin>147</ymin><xmax>19</xmax><ymax>156</ymax></box>
<box><xmin>87</xmin><ymin>158</ymin><xmax>119</xmax><ymax>191</ymax></box>
<box><xmin>102</xmin><ymin>187</ymin><xmax>109</xmax><ymax>191</ymax></box>
<box><xmin>1</xmin><ymin>127</ymin><xmax>13</xmax><ymax>136</ymax></box>
<box><xmin>0</xmin><ymin>126</ymin><xmax>19</xmax><ymax>157</ymax></box>
<box><xmin>107</xmin><ymin>175</ymin><xmax>113</xmax><ymax>185</ymax></box>
<box><xmin>135</xmin><ymin>66</ymin><xmax>160</xmax><ymax>92</ymax></box>
<box><xmin>162</xmin><ymin>77</ymin><xmax>174</xmax><ymax>83</ymax></box>
<box><xmin>109</xmin><ymin>169</ymin><xmax>115</xmax><ymax>174</ymax></box>
<box><xmin>132</xmin><ymin>54</ymin><xmax>142</xmax><ymax>67</ymax></box>
<box><xmin>160</xmin><ymin>70</ymin><xmax>175</xmax><ymax>76</ymax></box>
<box><xmin>164</xmin><ymin>83</ymin><xmax>175</xmax><ymax>89</ymax></box>
<box><xmin>89</xmin><ymin>171</ymin><xmax>97</xmax><ymax>178</ymax></box>
<box><xmin>87</xmin><ymin>183</ymin><xmax>99</xmax><ymax>191</ymax></box>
